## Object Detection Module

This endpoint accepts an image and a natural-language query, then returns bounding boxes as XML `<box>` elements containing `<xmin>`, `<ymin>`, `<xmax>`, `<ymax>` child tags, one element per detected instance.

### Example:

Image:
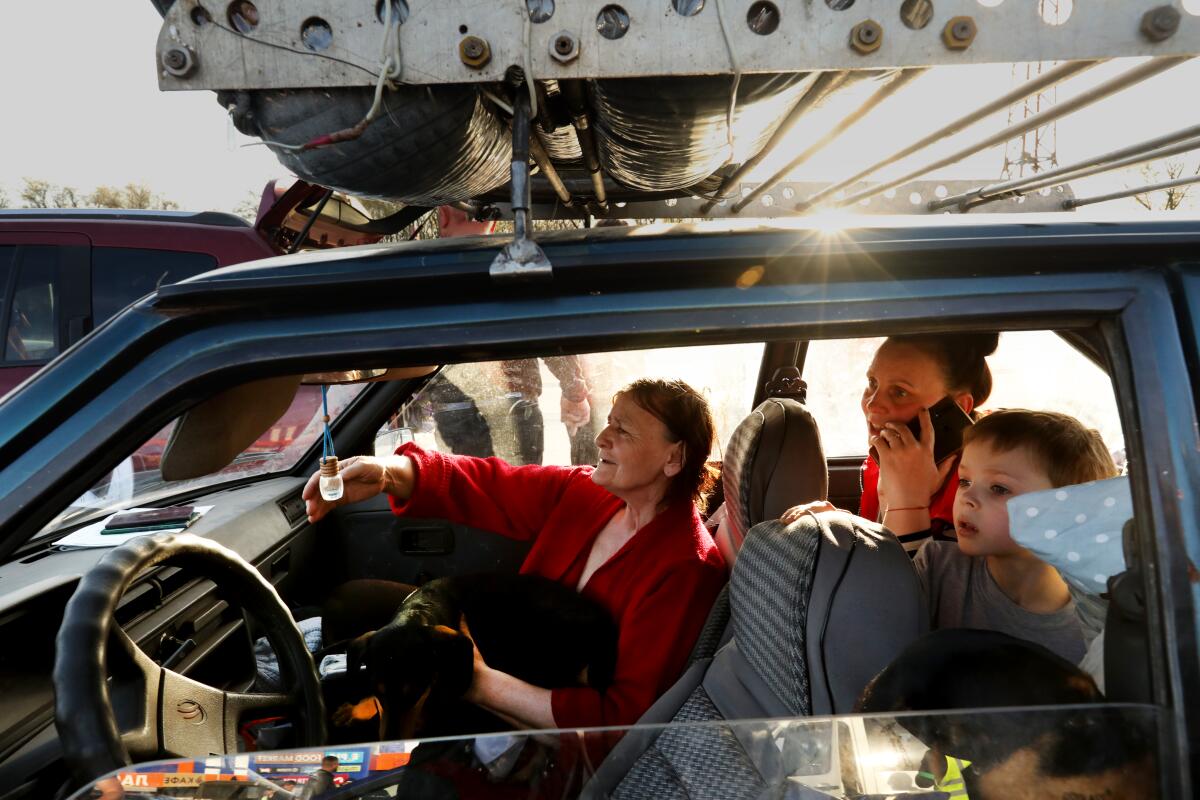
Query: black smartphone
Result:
<box><xmin>907</xmin><ymin>396</ymin><xmax>974</xmax><ymax>463</ymax></box>
<box><xmin>870</xmin><ymin>397</ymin><xmax>973</xmax><ymax>464</ymax></box>
<box><xmin>104</xmin><ymin>505</ymin><xmax>195</xmax><ymax>531</ymax></box>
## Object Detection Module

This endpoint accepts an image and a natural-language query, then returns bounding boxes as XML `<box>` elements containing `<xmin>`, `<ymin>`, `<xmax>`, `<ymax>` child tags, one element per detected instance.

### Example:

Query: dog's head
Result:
<box><xmin>347</xmin><ymin>623</ymin><xmax>474</xmax><ymax>739</ymax></box>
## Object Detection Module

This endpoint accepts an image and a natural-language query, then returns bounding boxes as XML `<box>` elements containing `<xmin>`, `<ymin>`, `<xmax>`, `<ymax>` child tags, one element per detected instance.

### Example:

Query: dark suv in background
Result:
<box><xmin>0</xmin><ymin>179</ymin><xmax>384</xmax><ymax>397</ymax></box>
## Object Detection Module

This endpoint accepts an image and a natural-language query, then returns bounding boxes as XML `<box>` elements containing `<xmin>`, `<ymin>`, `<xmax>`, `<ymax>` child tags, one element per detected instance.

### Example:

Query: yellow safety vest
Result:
<box><xmin>936</xmin><ymin>756</ymin><xmax>972</xmax><ymax>799</ymax></box>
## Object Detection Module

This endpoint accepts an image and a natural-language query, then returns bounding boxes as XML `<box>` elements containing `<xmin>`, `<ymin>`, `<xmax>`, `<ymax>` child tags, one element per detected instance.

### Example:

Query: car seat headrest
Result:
<box><xmin>762</xmin><ymin>366</ymin><xmax>807</xmax><ymax>402</ymax></box>
<box><xmin>719</xmin><ymin>397</ymin><xmax>827</xmax><ymax>565</ymax></box>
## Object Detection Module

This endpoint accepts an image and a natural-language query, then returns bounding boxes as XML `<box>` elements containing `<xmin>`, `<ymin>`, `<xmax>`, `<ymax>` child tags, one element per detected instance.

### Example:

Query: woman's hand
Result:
<box><xmin>458</xmin><ymin>617</ymin><xmax>556</xmax><ymax>729</ymax></box>
<box><xmin>780</xmin><ymin>500</ymin><xmax>838</xmax><ymax>525</ymax></box>
<box><xmin>560</xmin><ymin>395</ymin><xmax>591</xmax><ymax>437</ymax></box>
<box><xmin>872</xmin><ymin>408</ymin><xmax>954</xmax><ymax>509</ymax></box>
<box><xmin>301</xmin><ymin>454</ymin><xmax>413</xmax><ymax>523</ymax></box>
<box><xmin>459</xmin><ymin>616</ymin><xmax>491</xmax><ymax>706</ymax></box>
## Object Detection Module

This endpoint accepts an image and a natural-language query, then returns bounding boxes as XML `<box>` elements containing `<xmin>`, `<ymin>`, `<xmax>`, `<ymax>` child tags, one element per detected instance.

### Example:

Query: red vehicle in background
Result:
<box><xmin>1</xmin><ymin>179</ymin><xmax>388</xmax><ymax>473</ymax></box>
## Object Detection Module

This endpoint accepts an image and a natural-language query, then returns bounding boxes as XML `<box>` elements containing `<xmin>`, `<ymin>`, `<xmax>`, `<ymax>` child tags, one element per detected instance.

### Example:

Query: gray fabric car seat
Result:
<box><xmin>689</xmin><ymin>386</ymin><xmax>828</xmax><ymax>667</ymax></box>
<box><xmin>583</xmin><ymin>511</ymin><xmax>927</xmax><ymax>799</ymax></box>
<box><xmin>717</xmin><ymin>389</ymin><xmax>828</xmax><ymax>569</ymax></box>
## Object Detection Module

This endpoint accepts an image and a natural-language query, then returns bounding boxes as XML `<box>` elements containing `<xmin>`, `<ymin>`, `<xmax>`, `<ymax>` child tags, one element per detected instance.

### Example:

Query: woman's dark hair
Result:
<box><xmin>885</xmin><ymin>332</ymin><xmax>1000</xmax><ymax>406</ymax></box>
<box><xmin>617</xmin><ymin>378</ymin><xmax>718</xmax><ymax>512</ymax></box>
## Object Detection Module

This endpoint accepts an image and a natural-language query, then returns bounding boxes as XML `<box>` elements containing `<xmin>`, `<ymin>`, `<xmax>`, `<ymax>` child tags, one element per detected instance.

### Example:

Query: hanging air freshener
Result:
<box><xmin>318</xmin><ymin>385</ymin><xmax>344</xmax><ymax>501</ymax></box>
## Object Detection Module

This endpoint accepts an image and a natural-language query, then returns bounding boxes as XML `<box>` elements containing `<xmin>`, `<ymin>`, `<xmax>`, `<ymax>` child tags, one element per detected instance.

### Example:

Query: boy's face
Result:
<box><xmin>954</xmin><ymin>440</ymin><xmax>1055</xmax><ymax>557</ymax></box>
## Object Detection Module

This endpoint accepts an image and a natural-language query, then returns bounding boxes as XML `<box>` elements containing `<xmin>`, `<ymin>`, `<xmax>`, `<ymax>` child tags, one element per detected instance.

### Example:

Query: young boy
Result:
<box><xmin>914</xmin><ymin>409</ymin><xmax>1118</xmax><ymax>664</ymax></box>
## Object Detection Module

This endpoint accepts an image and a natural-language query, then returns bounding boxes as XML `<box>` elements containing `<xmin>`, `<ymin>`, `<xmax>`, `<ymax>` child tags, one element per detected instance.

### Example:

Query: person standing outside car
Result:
<box><xmin>432</xmin><ymin>206</ymin><xmax>597</xmax><ymax>466</ymax></box>
<box><xmin>300</xmin><ymin>755</ymin><xmax>338</xmax><ymax>799</ymax></box>
<box><xmin>303</xmin><ymin>378</ymin><xmax>725</xmax><ymax>730</ymax></box>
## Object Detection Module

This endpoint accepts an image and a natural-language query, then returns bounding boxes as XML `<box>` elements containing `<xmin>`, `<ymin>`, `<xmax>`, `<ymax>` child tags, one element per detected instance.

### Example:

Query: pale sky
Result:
<box><xmin>1</xmin><ymin>2</ymin><xmax>1197</xmax><ymax>215</ymax></box>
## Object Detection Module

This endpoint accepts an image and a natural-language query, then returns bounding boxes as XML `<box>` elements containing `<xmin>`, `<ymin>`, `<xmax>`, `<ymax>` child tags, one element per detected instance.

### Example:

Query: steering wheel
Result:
<box><xmin>53</xmin><ymin>533</ymin><xmax>325</xmax><ymax>787</ymax></box>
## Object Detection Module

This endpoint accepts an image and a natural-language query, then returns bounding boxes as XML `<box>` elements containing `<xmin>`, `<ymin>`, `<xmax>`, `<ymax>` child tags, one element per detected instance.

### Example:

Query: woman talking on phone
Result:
<box><xmin>787</xmin><ymin>334</ymin><xmax>999</xmax><ymax>554</ymax></box>
<box><xmin>857</xmin><ymin>333</ymin><xmax>998</xmax><ymax>552</ymax></box>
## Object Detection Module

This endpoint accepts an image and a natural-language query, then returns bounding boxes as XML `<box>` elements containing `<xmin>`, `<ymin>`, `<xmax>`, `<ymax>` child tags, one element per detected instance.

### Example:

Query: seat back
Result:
<box><xmin>586</xmin><ymin>512</ymin><xmax>926</xmax><ymax>799</ymax></box>
<box><xmin>717</xmin><ymin>395</ymin><xmax>827</xmax><ymax>568</ymax></box>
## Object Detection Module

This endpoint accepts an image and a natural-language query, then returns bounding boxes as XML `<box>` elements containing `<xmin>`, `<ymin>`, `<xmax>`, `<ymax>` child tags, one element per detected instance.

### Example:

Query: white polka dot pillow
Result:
<box><xmin>1006</xmin><ymin>475</ymin><xmax>1131</xmax><ymax>596</ymax></box>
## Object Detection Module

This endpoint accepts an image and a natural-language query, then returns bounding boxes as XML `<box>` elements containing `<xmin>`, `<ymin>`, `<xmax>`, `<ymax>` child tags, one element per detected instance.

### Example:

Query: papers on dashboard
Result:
<box><xmin>55</xmin><ymin>506</ymin><xmax>213</xmax><ymax>549</ymax></box>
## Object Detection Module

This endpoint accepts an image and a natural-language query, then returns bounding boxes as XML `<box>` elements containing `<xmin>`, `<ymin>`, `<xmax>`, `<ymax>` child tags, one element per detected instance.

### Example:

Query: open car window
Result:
<box><xmin>804</xmin><ymin>331</ymin><xmax>1125</xmax><ymax>462</ymax></box>
<box><xmin>38</xmin><ymin>383</ymin><xmax>368</xmax><ymax>538</ymax></box>
<box><xmin>82</xmin><ymin>705</ymin><xmax>1161</xmax><ymax>799</ymax></box>
<box><xmin>375</xmin><ymin>343</ymin><xmax>766</xmax><ymax>467</ymax></box>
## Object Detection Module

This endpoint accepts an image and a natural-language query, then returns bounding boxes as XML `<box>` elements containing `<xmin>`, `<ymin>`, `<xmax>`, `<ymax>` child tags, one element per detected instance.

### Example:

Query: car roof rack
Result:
<box><xmin>154</xmin><ymin>1</ymin><xmax>1198</xmax><ymax>222</ymax></box>
<box><xmin>0</xmin><ymin>208</ymin><xmax>251</xmax><ymax>227</ymax></box>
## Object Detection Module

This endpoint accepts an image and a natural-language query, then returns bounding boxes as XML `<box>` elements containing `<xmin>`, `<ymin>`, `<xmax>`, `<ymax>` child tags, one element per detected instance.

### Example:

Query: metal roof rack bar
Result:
<box><xmin>698</xmin><ymin>71</ymin><xmax>849</xmax><ymax>214</ymax></box>
<box><xmin>727</xmin><ymin>69</ymin><xmax>928</xmax><ymax>215</ymax></box>
<box><xmin>157</xmin><ymin>1</ymin><xmax>1198</xmax><ymax>90</ymax></box>
<box><xmin>825</xmin><ymin>56</ymin><xmax>1191</xmax><ymax>211</ymax></box>
<box><xmin>930</xmin><ymin>127</ymin><xmax>1200</xmax><ymax>211</ymax></box>
<box><xmin>1064</xmin><ymin>172</ymin><xmax>1200</xmax><ymax>209</ymax></box>
<box><xmin>793</xmin><ymin>59</ymin><xmax>1101</xmax><ymax>213</ymax></box>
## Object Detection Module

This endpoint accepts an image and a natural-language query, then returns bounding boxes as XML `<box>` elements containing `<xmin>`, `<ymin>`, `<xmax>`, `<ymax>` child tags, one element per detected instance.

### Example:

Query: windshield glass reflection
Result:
<box><xmin>39</xmin><ymin>383</ymin><xmax>365</xmax><ymax>538</ymax></box>
<box><xmin>77</xmin><ymin>704</ymin><xmax>1158</xmax><ymax>799</ymax></box>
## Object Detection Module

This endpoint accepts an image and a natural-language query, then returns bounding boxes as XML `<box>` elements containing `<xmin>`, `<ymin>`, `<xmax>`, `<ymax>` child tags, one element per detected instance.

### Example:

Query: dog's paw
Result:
<box><xmin>332</xmin><ymin>702</ymin><xmax>358</xmax><ymax>727</ymax></box>
<box><xmin>333</xmin><ymin>696</ymin><xmax>382</xmax><ymax>727</ymax></box>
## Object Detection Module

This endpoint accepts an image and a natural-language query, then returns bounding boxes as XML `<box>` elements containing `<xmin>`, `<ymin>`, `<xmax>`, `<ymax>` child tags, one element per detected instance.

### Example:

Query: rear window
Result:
<box><xmin>91</xmin><ymin>247</ymin><xmax>217</xmax><ymax>322</ymax></box>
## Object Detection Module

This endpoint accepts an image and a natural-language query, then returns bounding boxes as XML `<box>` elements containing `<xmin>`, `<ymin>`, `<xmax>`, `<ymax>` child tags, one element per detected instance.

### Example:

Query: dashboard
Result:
<box><xmin>0</xmin><ymin>476</ymin><xmax>311</xmax><ymax>800</ymax></box>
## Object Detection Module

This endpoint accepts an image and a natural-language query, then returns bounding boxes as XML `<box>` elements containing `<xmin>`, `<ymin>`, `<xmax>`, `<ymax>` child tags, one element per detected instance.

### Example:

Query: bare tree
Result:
<box><xmin>52</xmin><ymin>186</ymin><xmax>82</xmax><ymax>208</ymax></box>
<box><xmin>232</xmin><ymin>189</ymin><xmax>261</xmax><ymax>222</ymax></box>
<box><xmin>88</xmin><ymin>183</ymin><xmax>179</xmax><ymax>210</ymax></box>
<box><xmin>20</xmin><ymin>178</ymin><xmax>52</xmax><ymax>208</ymax></box>
<box><xmin>0</xmin><ymin>185</ymin><xmax>9</xmax><ymax>208</ymax></box>
<box><xmin>1132</xmin><ymin>157</ymin><xmax>1200</xmax><ymax>211</ymax></box>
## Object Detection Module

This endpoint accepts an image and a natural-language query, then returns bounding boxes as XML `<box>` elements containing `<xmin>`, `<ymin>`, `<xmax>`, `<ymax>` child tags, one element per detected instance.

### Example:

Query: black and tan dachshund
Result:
<box><xmin>335</xmin><ymin>573</ymin><xmax>618</xmax><ymax>739</ymax></box>
<box><xmin>856</xmin><ymin>628</ymin><xmax>1155</xmax><ymax>799</ymax></box>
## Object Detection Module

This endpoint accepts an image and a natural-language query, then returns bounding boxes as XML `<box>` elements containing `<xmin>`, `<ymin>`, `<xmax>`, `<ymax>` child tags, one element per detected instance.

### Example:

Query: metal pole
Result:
<box><xmin>929</xmin><ymin>124</ymin><xmax>1200</xmax><ymax>210</ymax></box>
<box><xmin>729</xmin><ymin>68</ymin><xmax>927</xmax><ymax>215</ymax></box>
<box><xmin>832</xmin><ymin>56</ymin><xmax>1190</xmax><ymax>210</ymax></box>
<box><xmin>510</xmin><ymin>95</ymin><xmax>532</xmax><ymax>244</ymax></box>
<box><xmin>959</xmin><ymin>136</ymin><xmax>1200</xmax><ymax>211</ymax></box>
<box><xmin>794</xmin><ymin>59</ymin><xmax>1100</xmax><ymax>212</ymax></box>
<box><xmin>287</xmin><ymin>189</ymin><xmax>333</xmax><ymax>254</ymax></box>
<box><xmin>698</xmin><ymin>70</ymin><xmax>848</xmax><ymax>214</ymax></box>
<box><xmin>1064</xmin><ymin>173</ymin><xmax>1200</xmax><ymax>209</ymax></box>
<box><xmin>529</xmin><ymin>131</ymin><xmax>574</xmax><ymax>207</ymax></box>
<box><xmin>562</xmin><ymin>80</ymin><xmax>608</xmax><ymax>209</ymax></box>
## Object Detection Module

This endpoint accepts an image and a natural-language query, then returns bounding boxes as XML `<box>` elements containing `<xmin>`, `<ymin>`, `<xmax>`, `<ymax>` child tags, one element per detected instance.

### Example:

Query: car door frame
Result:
<box><xmin>0</xmin><ymin>232</ymin><xmax>1197</xmax><ymax>794</ymax></box>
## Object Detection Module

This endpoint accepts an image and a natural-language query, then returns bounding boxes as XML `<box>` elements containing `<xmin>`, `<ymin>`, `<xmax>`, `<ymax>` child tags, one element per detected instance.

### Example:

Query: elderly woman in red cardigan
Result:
<box><xmin>303</xmin><ymin>378</ymin><xmax>726</xmax><ymax>731</ymax></box>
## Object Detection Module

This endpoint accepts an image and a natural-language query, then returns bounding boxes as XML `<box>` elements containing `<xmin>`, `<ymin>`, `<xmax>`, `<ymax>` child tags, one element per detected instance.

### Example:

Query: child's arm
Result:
<box><xmin>780</xmin><ymin>500</ymin><xmax>837</xmax><ymax>524</ymax></box>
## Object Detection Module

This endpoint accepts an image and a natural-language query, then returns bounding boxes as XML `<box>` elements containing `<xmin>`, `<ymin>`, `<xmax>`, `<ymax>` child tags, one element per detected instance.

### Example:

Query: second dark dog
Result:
<box><xmin>856</xmin><ymin>628</ymin><xmax>1155</xmax><ymax>799</ymax></box>
<box><xmin>336</xmin><ymin>573</ymin><xmax>618</xmax><ymax>739</ymax></box>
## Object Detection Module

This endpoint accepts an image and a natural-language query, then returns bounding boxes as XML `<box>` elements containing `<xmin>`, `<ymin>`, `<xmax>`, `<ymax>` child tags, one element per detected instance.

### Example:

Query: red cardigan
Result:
<box><xmin>389</xmin><ymin>443</ymin><xmax>727</xmax><ymax>728</ymax></box>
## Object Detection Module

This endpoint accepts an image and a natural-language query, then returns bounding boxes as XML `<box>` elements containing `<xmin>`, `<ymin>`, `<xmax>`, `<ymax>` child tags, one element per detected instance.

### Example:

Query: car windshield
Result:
<box><xmin>77</xmin><ymin>704</ymin><xmax>1160</xmax><ymax>799</ymax></box>
<box><xmin>36</xmin><ymin>382</ymin><xmax>367</xmax><ymax>539</ymax></box>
